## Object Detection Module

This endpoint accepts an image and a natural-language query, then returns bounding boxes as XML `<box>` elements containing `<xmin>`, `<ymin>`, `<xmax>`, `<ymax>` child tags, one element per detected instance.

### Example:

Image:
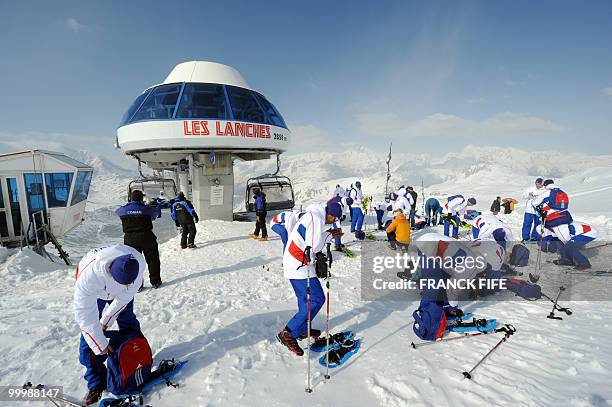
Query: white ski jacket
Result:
<box><xmin>442</xmin><ymin>196</ymin><xmax>468</xmax><ymax>218</ymax></box>
<box><xmin>283</xmin><ymin>204</ymin><xmax>332</xmax><ymax>279</ymax></box>
<box><xmin>472</xmin><ymin>214</ymin><xmax>513</xmax><ymax>241</ymax></box>
<box><xmin>74</xmin><ymin>245</ymin><xmax>145</xmax><ymax>355</ymax></box>
<box><xmin>522</xmin><ymin>185</ymin><xmax>547</xmax><ymax>215</ymax></box>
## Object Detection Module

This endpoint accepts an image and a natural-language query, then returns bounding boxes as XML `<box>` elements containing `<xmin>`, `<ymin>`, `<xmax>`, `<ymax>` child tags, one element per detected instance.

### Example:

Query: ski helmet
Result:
<box><xmin>326</xmin><ymin>201</ymin><xmax>343</xmax><ymax>219</ymax></box>
<box><xmin>467</xmin><ymin>197</ymin><xmax>477</xmax><ymax>205</ymax></box>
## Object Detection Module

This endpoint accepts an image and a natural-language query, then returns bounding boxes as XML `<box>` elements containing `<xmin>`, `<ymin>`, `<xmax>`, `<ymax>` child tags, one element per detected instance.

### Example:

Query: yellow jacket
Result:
<box><xmin>386</xmin><ymin>212</ymin><xmax>411</xmax><ymax>244</ymax></box>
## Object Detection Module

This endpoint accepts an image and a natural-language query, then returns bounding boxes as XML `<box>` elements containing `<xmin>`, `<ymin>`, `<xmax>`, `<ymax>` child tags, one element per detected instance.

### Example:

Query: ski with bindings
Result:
<box><xmin>319</xmin><ymin>338</ymin><xmax>362</xmax><ymax>368</ymax></box>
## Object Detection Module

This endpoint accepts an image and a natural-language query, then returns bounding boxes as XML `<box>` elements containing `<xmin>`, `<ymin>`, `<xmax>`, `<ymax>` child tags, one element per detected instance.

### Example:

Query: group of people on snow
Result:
<box><xmin>72</xmin><ymin>174</ymin><xmax>598</xmax><ymax>403</ymax></box>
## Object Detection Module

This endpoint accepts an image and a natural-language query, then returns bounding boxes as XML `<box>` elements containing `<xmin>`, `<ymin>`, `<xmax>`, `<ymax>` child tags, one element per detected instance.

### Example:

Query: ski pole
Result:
<box><xmin>306</xmin><ymin>272</ymin><xmax>312</xmax><ymax>393</ymax></box>
<box><xmin>546</xmin><ymin>286</ymin><xmax>566</xmax><ymax>320</ymax></box>
<box><xmin>324</xmin><ymin>243</ymin><xmax>332</xmax><ymax>380</ymax></box>
<box><xmin>530</xmin><ymin>221</ymin><xmax>545</xmax><ymax>283</ymax></box>
<box><xmin>542</xmin><ymin>292</ymin><xmax>572</xmax><ymax>315</ymax></box>
<box><xmin>411</xmin><ymin>325</ymin><xmax>515</xmax><ymax>349</ymax></box>
<box><xmin>462</xmin><ymin>325</ymin><xmax>516</xmax><ymax>380</ymax></box>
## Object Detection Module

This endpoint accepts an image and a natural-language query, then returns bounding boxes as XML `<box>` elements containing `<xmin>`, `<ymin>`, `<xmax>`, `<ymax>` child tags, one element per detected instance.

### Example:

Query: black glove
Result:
<box><xmin>175</xmin><ymin>222</ymin><xmax>180</xmax><ymax>228</ymax></box>
<box><xmin>315</xmin><ymin>252</ymin><xmax>329</xmax><ymax>279</ymax></box>
<box><xmin>194</xmin><ymin>215</ymin><xmax>199</xmax><ymax>223</ymax></box>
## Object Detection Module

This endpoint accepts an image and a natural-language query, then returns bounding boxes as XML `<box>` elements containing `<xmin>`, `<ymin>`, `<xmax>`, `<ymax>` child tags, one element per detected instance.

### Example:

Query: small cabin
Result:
<box><xmin>0</xmin><ymin>150</ymin><xmax>93</xmax><ymax>247</ymax></box>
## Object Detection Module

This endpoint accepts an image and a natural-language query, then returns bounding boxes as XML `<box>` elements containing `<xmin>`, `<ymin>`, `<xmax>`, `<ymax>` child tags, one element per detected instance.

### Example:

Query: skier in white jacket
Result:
<box><xmin>441</xmin><ymin>195</ymin><xmax>476</xmax><ymax>238</ymax></box>
<box><xmin>348</xmin><ymin>180</ymin><xmax>365</xmax><ymax>238</ymax></box>
<box><xmin>277</xmin><ymin>200</ymin><xmax>341</xmax><ymax>356</ymax></box>
<box><xmin>521</xmin><ymin>177</ymin><xmax>546</xmax><ymax>241</ymax></box>
<box><xmin>74</xmin><ymin>244</ymin><xmax>145</xmax><ymax>404</ymax></box>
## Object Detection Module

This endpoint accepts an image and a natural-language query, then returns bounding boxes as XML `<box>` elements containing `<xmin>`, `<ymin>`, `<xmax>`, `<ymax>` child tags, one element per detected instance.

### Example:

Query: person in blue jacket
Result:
<box><xmin>250</xmin><ymin>188</ymin><xmax>268</xmax><ymax>241</ymax></box>
<box><xmin>115</xmin><ymin>190</ymin><xmax>162</xmax><ymax>289</ymax></box>
<box><xmin>424</xmin><ymin>197</ymin><xmax>441</xmax><ymax>226</ymax></box>
<box><xmin>170</xmin><ymin>192</ymin><xmax>199</xmax><ymax>249</ymax></box>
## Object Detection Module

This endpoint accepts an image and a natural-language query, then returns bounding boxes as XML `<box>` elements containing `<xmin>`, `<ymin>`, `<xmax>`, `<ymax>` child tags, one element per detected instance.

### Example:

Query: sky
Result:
<box><xmin>0</xmin><ymin>0</ymin><xmax>611</xmax><ymax>163</ymax></box>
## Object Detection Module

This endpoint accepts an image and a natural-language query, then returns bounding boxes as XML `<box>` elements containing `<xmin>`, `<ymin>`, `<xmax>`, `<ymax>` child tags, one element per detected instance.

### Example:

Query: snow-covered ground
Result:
<box><xmin>1</xmin><ymin>146</ymin><xmax>611</xmax><ymax>406</ymax></box>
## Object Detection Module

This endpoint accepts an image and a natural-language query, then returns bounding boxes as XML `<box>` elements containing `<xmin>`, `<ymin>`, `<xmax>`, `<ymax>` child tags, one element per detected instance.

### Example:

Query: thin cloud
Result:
<box><xmin>65</xmin><ymin>17</ymin><xmax>88</xmax><ymax>33</ymax></box>
<box><xmin>467</xmin><ymin>97</ymin><xmax>486</xmax><ymax>104</ymax></box>
<box><xmin>601</xmin><ymin>87</ymin><xmax>612</xmax><ymax>98</ymax></box>
<box><xmin>356</xmin><ymin>111</ymin><xmax>563</xmax><ymax>139</ymax></box>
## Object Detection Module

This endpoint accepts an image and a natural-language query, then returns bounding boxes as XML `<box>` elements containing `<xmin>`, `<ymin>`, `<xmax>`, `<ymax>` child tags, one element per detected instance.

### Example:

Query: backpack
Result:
<box><xmin>412</xmin><ymin>301</ymin><xmax>447</xmax><ymax>341</ymax></box>
<box><xmin>547</xmin><ymin>188</ymin><xmax>569</xmax><ymax>211</ymax></box>
<box><xmin>506</xmin><ymin>278</ymin><xmax>542</xmax><ymax>300</ymax></box>
<box><xmin>106</xmin><ymin>332</ymin><xmax>153</xmax><ymax>395</ymax></box>
<box><xmin>509</xmin><ymin>243</ymin><xmax>529</xmax><ymax>267</ymax></box>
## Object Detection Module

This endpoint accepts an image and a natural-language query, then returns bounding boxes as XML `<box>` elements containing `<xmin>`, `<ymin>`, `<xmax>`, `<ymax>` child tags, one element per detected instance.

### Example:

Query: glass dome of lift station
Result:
<box><xmin>117</xmin><ymin>61</ymin><xmax>291</xmax><ymax>156</ymax></box>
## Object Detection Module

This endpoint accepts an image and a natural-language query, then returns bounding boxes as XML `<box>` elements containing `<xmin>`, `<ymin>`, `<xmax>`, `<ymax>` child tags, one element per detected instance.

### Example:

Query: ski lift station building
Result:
<box><xmin>116</xmin><ymin>61</ymin><xmax>292</xmax><ymax>221</ymax></box>
<box><xmin>0</xmin><ymin>150</ymin><xmax>93</xmax><ymax>247</ymax></box>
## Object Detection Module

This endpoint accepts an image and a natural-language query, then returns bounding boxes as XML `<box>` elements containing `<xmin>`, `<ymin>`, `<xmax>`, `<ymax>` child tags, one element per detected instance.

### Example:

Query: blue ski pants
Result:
<box><xmin>559</xmin><ymin>240</ymin><xmax>590</xmax><ymax>267</ymax></box>
<box><xmin>375</xmin><ymin>209</ymin><xmax>385</xmax><ymax>228</ymax></box>
<box><xmin>443</xmin><ymin>215</ymin><xmax>460</xmax><ymax>238</ymax></box>
<box><xmin>522</xmin><ymin>213</ymin><xmax>541</xmax><ymax>241</ymax></box>
<box><xmin>79</xmin><ymin>299</ymin><xmax>141</xmax><ymax>390</ymax></box>
<box><xmin>350</xmin><ymin>207</ymin><xmax>364</xmax><ymax>233</ymax></box>
<box><xmin>286</xmin><ymin>278</ymin><xmax>325</xmax><ymax>339</ymax></box>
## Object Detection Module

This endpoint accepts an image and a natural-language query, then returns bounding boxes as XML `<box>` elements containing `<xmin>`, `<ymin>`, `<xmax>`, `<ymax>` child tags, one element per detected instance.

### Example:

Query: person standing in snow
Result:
<box><xmin>250</xmin><ymin>188</ymin><xmax>268</xmax><ymax>241</ymax></box>
<box><xmin>348</xmin><ymin>180</ymin><xmax>365</xmax><ymax>239</ymax></box>
<box><xmin>521</xmin><ymin>178</ymin><xmax>546</xmax><ymax>242</ymax></box>
<box><xmin>424</xmin><ymin>197</ymin><xmax>441</xmax><ymax>226</ymax></box>
<box><xmin>170</xmin><ymin>192</ymin><xmax>199</xmax><ymax>249</ymax></box>
<box><xmin>74</xmin><ymin>244</ymin><xmax>145</xmax><ymax>405</ymax></box>
<box><xmin>490</xmin><ymin>196</ymin><xmax>501</xmax><ymax>215</ymax></box>
<box><xmin>532</xmin><ymin>179</ymin><xmax>573</xmax><ymax>230</ymax></box>
<box><xmin>406</xmin><ymin>186</ymin><xmax>418</xmax><ymax>227</ymax></box>
<box><xmin>539</xmin><ymin>221</ymin><xmax>596</xmax><ymax>270</ymax></box>
<box><xmin>441</xmin><ymin>195</ymin><xmax>477</xmax><ymax>238</ymax></box>
<box><xmin>276</xmin><ymin>200</ymin><xmax>342</xmax><ymax>356</ymax></box>
<box><xmin>115</xmin><ymin>190</ymin><xmax>162</xmax><ymax>289</ymax></box>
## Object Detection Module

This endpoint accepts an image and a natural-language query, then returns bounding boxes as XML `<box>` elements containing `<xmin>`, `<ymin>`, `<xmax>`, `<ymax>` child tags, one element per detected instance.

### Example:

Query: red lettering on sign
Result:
<box><xmin>183</xmin><ymin>120</ymin><xmax>210</xmax><ymax>136</ymax></box>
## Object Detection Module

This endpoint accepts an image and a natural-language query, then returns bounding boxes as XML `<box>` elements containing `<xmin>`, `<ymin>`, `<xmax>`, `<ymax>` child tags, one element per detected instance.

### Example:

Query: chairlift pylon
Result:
<box><xmin>245</xmin><ymin>154</ymin><xmax>295</xmax><ymax>212</ymax></box>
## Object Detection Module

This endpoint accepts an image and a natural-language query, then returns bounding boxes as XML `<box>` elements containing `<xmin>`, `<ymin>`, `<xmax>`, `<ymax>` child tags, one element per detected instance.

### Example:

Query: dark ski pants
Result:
<box><xmin>350</xmin><ymin>207</ymin><xmax>364</xmax><ymax>232</ymax></box>
<box><xmin>559</xmin><ymin>240</ymin><xmax>590</xmax><ymax>267</ymax></box>
<box><xmin>271</xmin><ymin>224</ymin><xmax>288</xmax><ymax>251</ymax></box>
<box><xmin>254</xmin><ymin>211</ymin><xmax>268</xmax><ymax>238</ymax></box>
<box><xmin>521</xmin><ymin>213</ymin><xmax>541</xmax><ymax>241</ymax></box>
<box><xmin>79</xmin><ymin>299</ymin><xmax>141</xmax><ymax>390</ymax></box>
<box><xmin>124</xmin><ymin>232</ymin><xmax>161</xmax><ymax>285</ymax></box>
<box><xmin>286</xmin><ymin>278</ymin><xmax>325</xmax><ymax>339</ymax></box>
<box><xmin>443</xmin><ymin>215</ymin><xmax>460</xmax><ymax>238</ymax></box>
<box><xmin>375</xmin><ymin>209</ymin><xmax>385</xmax><ymax>229</ymax></box>
<box><xmin>180</xmin><ymin>221</ymin><xmax>197</xmax><ymax>248</ymax></box>
<box><xmin>409</xmin><ymin>208</ymin><xmax>416</xmax><ymax>227</ymax></box>
<box><xmin>425</xmin><ymin>202</ymin><xmax>440</xmax><ymax>226</ymax></box>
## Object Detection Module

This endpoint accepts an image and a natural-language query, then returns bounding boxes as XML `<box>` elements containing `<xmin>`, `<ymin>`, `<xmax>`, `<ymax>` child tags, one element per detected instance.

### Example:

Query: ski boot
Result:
<box><xmin>84</xmin><ymin>386</ymin><xmax>104</xmax><ymax>405</ymax></box>
<box><xmin>298</xmin><ymin>329</ymin><xmax>321</xmax><ymax>340</ymax></box>
<box><xmin>553</xmin><ymin>259</ymin><xmax>574</xmax><ymax>266</ymax></box>
<box><xmin>276</xmin><ymin>330</ymin><xmax>304</xmax><ymax>356</ymax></box>
<box><xmin>152</xmin><ymin>281</ymin><xmax>163</xmax><ymax>289</ymax></box>
<box><xmin>334</xmin><ymin>244</ymin><xmax>346</xmax><ymax>252</ymax></box>
<box><xmin>249</xmin><ymin>233</ymin><xmax>258</xmax><ymax>239</ymax></box>
<box><xmin>187</xmin><ymin>243</ymin><xmax>197</xmax><ymax>249</ymax></box>
<box><xmin>258</xmin><ymin>237</ymin><xmax>269</xmax><ymax>241</ymax></box>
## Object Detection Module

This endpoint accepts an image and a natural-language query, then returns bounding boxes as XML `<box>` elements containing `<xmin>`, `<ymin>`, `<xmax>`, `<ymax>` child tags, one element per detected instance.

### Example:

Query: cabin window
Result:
<box><xmin>226</xmin><ymin>85</ymin><xmax>266</xmax><ymax>124</ymax></box>
<box><xmin>176</xmin><ymin>83</ymin><xmax>228</xmax><ymax>120</ymax></box>
<box><xmin>24</xmin><ymin>173</ymin><xmax>46</xmax><ymax>216</ymax></box>
<box><xmin>71</xmin><ymin>171</ymin><xmax>93</xmax><ymax>205</ymax></box>
<box><xmin>130</xmin><ymin>84</ymin><xmax>181</xmax><ymax>122</ymax></box>
<box><xmin>45</xmin><ymin>172</ymin><xmax>74</xmax><ymax>208</ymax></box>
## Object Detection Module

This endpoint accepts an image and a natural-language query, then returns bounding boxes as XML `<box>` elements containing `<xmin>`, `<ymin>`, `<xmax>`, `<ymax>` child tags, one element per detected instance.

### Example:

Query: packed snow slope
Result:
<box><xmin>0</xmin><ymin>146</ymin><xmax>611</xmax><ymax>407</ymax></box>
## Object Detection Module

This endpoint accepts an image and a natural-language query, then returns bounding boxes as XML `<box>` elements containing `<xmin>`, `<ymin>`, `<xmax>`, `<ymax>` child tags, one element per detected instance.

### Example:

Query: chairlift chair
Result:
<box><xmin>245</xmin><ymin>175</ymin><xmax>295</xmax><ymax>212</ymax></box>
<box><xmin>127</xmin><ymin>177</ymin><xmax>178</xmax><ymax>207</ymax></box>
<box><xmin>245</xmin><ymin>153</ymin><xmax>294</xmax><ymax>212</ymax></box>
